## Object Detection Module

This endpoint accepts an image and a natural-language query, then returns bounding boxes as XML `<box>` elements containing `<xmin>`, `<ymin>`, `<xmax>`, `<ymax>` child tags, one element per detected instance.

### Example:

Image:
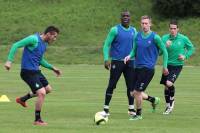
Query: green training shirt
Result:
<box><xmin>162</xmin><ymin>33</ymin><xmax>195</xmax><ymax>66</ymax></box>
<box><xmin>7</xmin><ymin>34</ymin><xmax>53</xmax><ymax>70</ymax></box>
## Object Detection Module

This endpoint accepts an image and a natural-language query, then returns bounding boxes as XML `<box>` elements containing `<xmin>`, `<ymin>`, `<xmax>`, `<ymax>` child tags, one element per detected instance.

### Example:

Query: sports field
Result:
<box><xmin>0</xmin><ymin>64</ymin><xmax>199</xmax><ymax>133</ymax></box>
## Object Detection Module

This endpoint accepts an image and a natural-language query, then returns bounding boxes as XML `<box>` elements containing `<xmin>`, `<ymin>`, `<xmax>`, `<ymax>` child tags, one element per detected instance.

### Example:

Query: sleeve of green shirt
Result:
<box><xmin>129</xmin><ymin>29</ymin><xmax>138</xmax><ymax>58</ymax></box>
<box><xmin>129</xmin><ymin>38</ymin><xmax>137</xmax><ymax>58</ymax></box>
<box><xmin>103</xmin><ymin>26</ymin><xmax>117</xmax><ymax>61</ymax></box>
<box><xmin>183</xmin><ymin>36</ymin><xmax>195</xmax><ymax>59</ymax></box>
<box><xmin>154</xmin><ymin>34</ymin><xmax>168</xmax><ymax>68</ymax></box>
<box><xmin>39</xmin><ymin>57</ymin><xmax>53</xmax><ymax>70</ymax></box>
<box><xmin>7</xmin><ymin>35</ymin><xmax>37</xmax><ymax>62</ymax></box>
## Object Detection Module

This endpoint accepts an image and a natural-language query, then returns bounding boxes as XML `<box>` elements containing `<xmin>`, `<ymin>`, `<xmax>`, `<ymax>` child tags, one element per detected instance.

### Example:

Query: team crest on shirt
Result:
<box><xmin>131</xmin><ymin>32</ymin><xmax>134</xmax><ymax>36</ymax></box>
<box><xmin>148</xmin><ymin>40</ymin><xmax>151</xmax><ymax>44</ymax></box>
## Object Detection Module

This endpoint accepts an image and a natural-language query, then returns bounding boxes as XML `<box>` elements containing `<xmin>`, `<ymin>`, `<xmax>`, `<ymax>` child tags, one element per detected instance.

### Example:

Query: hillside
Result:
<box><xmin>0</xmin><ymin>0</ymin><xmax>199</xmax><ymax>65</ymax></box>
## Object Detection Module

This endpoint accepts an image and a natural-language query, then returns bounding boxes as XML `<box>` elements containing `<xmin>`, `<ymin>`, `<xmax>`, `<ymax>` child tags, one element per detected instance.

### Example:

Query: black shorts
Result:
<box><xmin>20</xmin><ymin>69</ymin><xmax>49</xmax><ymax>94</ymax></box>
<box><xmin>160</xmin><ymin>65</ymin><xmax>183</xmax><ymax>85</ymax></box>
<box><xmin>132</xmin><ymin>67</ymin><xmax>155</xmax><ymax>92</ymax></box>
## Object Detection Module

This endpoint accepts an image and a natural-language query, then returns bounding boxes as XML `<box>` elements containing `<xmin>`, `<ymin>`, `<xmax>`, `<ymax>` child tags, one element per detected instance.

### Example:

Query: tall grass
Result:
<box><xmin>0</xmin><ymin>0</ymin><xmax>199</xmax><ymax>65</ymax></box>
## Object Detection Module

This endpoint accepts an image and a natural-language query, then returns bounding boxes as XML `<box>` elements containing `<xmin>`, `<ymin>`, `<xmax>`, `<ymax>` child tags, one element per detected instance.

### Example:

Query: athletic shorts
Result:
<box><xmin>132</xmin><ymin>67</ymin><xmax>155</xmax><ymax>92</ymax></box>
<box><xmin>160</xmin><ymin>65</ymin><xmax>183</xmax><ymax>85</ymax></box>
<box><xmin>20</xmin><ymin>69</ymin><xmax>49</xmax><ymax>94</ymax></box>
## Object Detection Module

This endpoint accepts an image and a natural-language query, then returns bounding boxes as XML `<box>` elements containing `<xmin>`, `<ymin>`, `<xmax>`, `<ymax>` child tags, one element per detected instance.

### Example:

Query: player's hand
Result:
<box><xmin>163</xmin><ymin>68</ymin><xmax>169</xmax><ymax>76</ymax></box>
<box><xmin>104</xmin><ymin>61</ymin><xmax>111</xmax><ymax>70</ymax></box>
<box><xmin>124</xmin><ymin>55</ymin><xmax>131</xmax><ymax>64</ymax></box>
<box><xmin>4</xmin><ymin>61</ymin><xmax>12</xmax><ymax>71</ymax></box>
<box><xmin>166</xmin><ymin>40</ymin><xmax>172</xmax><ymax>47</ymax></box>
<box><xmin>52</xmin><ymin>67</ymin><xmax>62</xmax><ymax>77</ymax></box>
<box><xmin>178</xmin><ymin>54</ymin><xmax>185</xmax><ymax>61</ymax></box>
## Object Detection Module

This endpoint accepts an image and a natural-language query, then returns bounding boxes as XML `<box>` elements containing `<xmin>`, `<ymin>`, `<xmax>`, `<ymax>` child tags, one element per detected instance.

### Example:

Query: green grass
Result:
<box><xmin>0</xmin><ymin>64</ymin><xmax>200</xmax><ymax>133</ymax></box>
<box><xmin>0</xmin><ymin>0</ymin><xmax>199</xmax><ymax>65</ymax></box>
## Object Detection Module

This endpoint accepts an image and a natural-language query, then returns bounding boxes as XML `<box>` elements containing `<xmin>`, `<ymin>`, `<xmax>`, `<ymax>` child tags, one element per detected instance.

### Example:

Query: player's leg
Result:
<box><xmin>39</xmin><ymin>72</ymin><xmax>51</xmax><ymax>94</ymax></box>
<box><xmin>33</xmin><ymin>87</ymin><xmax>48</xmax><ymax>126</ymax></box>
<box><xmin>16</xmin><ymin>92</ymin><xmax>36</xmax><ymax>107</ymax></box>
<box><xmin>131</xmin><ymin>90</ymin><xmax>143</xmax><ymax>120</ymax></box>
<box><xmin>16</xmin><ymin>70</ymin><xmax>38</xmax><ymax>107</ymax></box>
<box><xmin>123</xmin><ymin>61</ymin><xmax>136</xmax><ymax>116</ymax></box>
<box><xmin>44</xmin><ymin>85</ymin><xmax>52</xmax><ymax>94</ymax></box>
<box><xmin>16</xmin><ymin>71</ymin><xmax>51</xmax><ymax>107</ymax></box>
<box><xmin>33</xmin><ymin>72</ymin><xmax>50</xmax><ymax>125</ymax></box>
<box><xmin>137</xmin><ymin>68</ymin><xmax>158</xmax><ymax>112</ymax></box>
<box><xmin>102</xmin><ymin>60</ymin><xmax>123</xmax><ymax>116</ymax></box>
<box><xmin>129</xmin><ymin>68</ymin><xmax>154</xmax><ymax>120</ymax></box>
<box><xmin>163</xmin><ymin>65</ymin><xmax>182</xmax><ymax>114</ymax></box>
<box><xmin>142</xmin><ymin>92</ymin><xmax>160</xmax><ymax>112</ymax></box>
<box><xmin>160</xmin><ymin>69</ymin><xmax>171</xmax><ymax>113</ymax></box>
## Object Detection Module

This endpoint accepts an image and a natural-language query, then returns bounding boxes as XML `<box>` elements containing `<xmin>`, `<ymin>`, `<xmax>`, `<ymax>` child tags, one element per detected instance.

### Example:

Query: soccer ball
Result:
<box><xmin>94</xmin><ymin>112</ymin><xmax>108</xmax><ymax>125</ymax></box>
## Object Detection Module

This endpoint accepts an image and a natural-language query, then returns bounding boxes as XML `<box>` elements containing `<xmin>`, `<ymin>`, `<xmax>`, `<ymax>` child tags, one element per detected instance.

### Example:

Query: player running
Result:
<box><xmin>160</xmin><ymin>19</ymin><xmax>195</xmax><ymax>114</ymax></box>
<box><xmin>124</xmin><ymin>15</ymin><xmax>168</xmax><ymax>120</ymax></box>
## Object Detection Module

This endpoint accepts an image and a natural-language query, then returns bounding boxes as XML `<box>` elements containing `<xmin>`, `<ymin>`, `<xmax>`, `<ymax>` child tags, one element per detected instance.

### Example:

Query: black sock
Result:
<box><xmin>164</xmin><ymin>88</ymin><xmax>170</xmax><ymax>103</ymax></box>
<box><xmin>35</xmin><ymin>110</ymin><xmax>41</xmax><ymax>121</ymax></box>
<box><xmin>127</xmin><ymin>90</ymin><xmax>134</xmax><ymax>105</ymax></box>
<box><xmin>136</xmin><ymin>108</ymin><xmax>142</xmax><ymax>116</ymax></box>
<box><xmin>20</xmin><ymin>92</ymin><xmax>35</xmax><ymax>102</ymax></box>
<box><xmin>103</xmin><ymin>108</ymin><xmax>109</xmax><ymax>113</ymax></box>
<box><xmin>129</xmin><ymin>108</ymin><xmax>136</xmax><ymax>112</ymax></box>
<box><xmin>145</xmin><ymin>95</ymin><xmax>155</xmax><ymax>103</ymax></box>
<box><xmin>169</xmin><ymin>85</ymin><xmax>175</xmax><ymax>106</ymax></box>
<box><xmin>104</xmin><ymin>93</ymin><xmax>112</xmax><ymax>107</ymax></box>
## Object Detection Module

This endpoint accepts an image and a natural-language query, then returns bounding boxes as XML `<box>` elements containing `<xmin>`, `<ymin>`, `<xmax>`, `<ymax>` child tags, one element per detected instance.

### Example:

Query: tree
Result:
<box><xmin>152</xmin><ymin>0</ymin><xmax>200</xmax><ymax>17</ymax></box>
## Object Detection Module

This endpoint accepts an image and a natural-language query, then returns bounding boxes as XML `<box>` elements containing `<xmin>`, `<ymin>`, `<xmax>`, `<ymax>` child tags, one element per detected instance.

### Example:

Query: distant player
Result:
<box><xmin>124</xmin><ymin>15</ymin><xmax>168</xmax><ymax>120</ymax></box>
<box><xmin>100</xmin><ymin>11</ymin><xmax>137</xmax><ymax>117</ymax></box>
<box><xmin>4</xmin><ymin>26</ymin><xmax>61</xmax><ymax>125</ymax></box>
<box><xmin>160</xmin><ymin>19</ymin><xmax>195</xmax><ymax>114</ymax></box>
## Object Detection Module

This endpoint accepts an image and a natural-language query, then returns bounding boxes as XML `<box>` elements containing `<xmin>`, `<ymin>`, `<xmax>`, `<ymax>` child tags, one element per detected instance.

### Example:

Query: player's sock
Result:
<box><xmin>128</xmin><ymin>105</ymin><xmax>135</xmax><ymax>111</ymax></box>
<box><xmin>21</xmin><ymin>92</ymin><xmax>36</xmax><ymax>102</ymax></box>
<box><xmin>136</xmin><ymin>108</ymin><xmax>142</xmax><ymax>116</ymax></box>
<box><xmin>127</xmin><ymin>89</ymin><xmax>134</xmax><ymax>105</ymax></box>
<box><xmin>164</xmin><ymin>88</ymin><xmax>170</xmax><ymax>104</ymax></box>
<box><xmin>104</xmin><ymin>93</ymin><xmax>112</xmax><ymax>107</ymax></box>
<box><xmin>145</xmin><ymin>95</ymin><xmax>155</xmax><ymax>103</ymax></box>
<box><xmin>35</xmin><ymin>110</ymin><xmax>41</xmax><ymax>121</ymax></box>
<box><xmin>169</xmin><ymin>85</ymin><xmax>175</xmax><ymax>107</ymax></box>
<box><xmin>128</xmin><ymin>105</ymin><xmax>136</xmax><ymax>115</ymax></box>
<box><xmin>103</xmin><ymin>105</ymin><xmax>109</xmax><ymax>113</ymax></box>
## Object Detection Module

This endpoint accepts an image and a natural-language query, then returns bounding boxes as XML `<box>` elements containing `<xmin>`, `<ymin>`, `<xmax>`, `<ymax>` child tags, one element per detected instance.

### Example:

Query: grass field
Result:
<box><xmin>0</xmin><ymin>64</ymin><xmax>200</xmax><ymax>133</ymax></box>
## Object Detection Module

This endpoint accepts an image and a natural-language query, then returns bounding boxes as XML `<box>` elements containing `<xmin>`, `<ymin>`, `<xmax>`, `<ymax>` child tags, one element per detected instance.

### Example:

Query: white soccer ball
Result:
<box><xmin>94</xmin><ymin>112</ymin><xmax>108</xmax><ymax>125</ymax></box>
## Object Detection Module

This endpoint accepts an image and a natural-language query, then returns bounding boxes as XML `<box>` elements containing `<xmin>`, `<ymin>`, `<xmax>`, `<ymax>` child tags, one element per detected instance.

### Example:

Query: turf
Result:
<box><xmin>0</xmin><ymin>64</ymin><xmax>199</xmax><ymax>133</ymax></box>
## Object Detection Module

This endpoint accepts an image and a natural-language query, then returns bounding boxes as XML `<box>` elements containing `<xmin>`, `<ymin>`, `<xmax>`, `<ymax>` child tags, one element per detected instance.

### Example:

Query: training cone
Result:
<box><xmin>0</xmin><ymin>95</ymin><xmax>10</xmax><ymax>102</ymax></box>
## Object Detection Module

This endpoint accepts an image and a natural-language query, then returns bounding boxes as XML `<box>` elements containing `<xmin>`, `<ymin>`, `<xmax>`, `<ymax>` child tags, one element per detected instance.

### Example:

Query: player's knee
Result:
<box><xmin>45</xmin><ymin>85</ymin><xmax>52</xmax><ymax>94</ymax></box>
<box><xmin>166</xmin><ymin>81</ymin><xmax>173</xmax><ymax>87</ymax></box>
<box><xmin>37</xmin><ymin>88</ymin><xmax>46</xmax><ymax>97</ymax></box>
<box><xmin>130</xmin><ymin>91</ymin><xmax>134</xmax><ymax>97</ymax></box>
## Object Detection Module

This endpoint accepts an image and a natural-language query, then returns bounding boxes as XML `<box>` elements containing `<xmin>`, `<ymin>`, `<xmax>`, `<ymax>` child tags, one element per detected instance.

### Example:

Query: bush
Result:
<box><xmin>152</xmin><ymin>0</ymin><xmax>200</xmax><ymax>17</ymax></box>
